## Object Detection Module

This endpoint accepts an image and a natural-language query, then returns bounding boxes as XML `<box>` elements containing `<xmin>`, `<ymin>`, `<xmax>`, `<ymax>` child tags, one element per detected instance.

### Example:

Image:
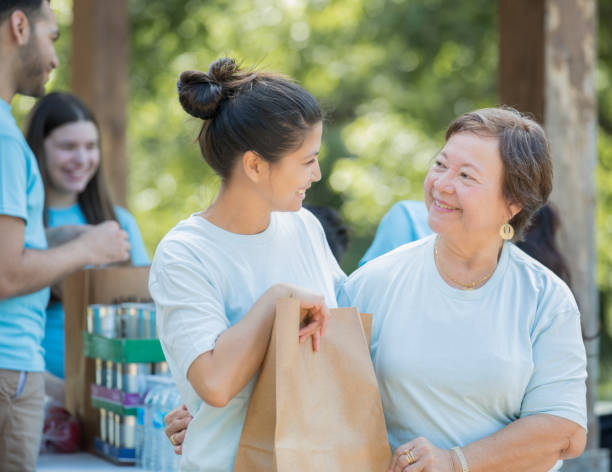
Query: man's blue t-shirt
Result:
<box><xmin>0</xmin><ymin>99</ymin><xmax>50</xmax><ymax>372</ymax></box>
<box><xmin>43</xmin><ymin>204</ymin><xmax>149</xmax><ymax>378</ymax></box>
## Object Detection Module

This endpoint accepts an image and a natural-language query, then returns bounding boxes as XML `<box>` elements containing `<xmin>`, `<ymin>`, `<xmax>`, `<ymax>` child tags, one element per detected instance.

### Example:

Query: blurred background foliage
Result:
<box><xmin>10</xmin><ymin>0</ymin><xmax>612</xmax><ymax>396</ymax></box>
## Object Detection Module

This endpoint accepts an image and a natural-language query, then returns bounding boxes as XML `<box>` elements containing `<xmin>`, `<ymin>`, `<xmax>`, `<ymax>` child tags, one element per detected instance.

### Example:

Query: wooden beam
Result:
<box><xmin>500</xmin><ymin>0</ymin><xmax>600</xmax><ymax>454</ymax></box>
<box><xmin>71</xmin><ymin>0</ymin><xmax>129</xmax><ymax>207</ymax></box>
<box><xmin>544</xmin><ymin>0</ymin><xmax>598</xmax><ymax>449</ymax></box>
<box><xmin>499</xmin><ymin>0</ymin><xmax>545</xmax><ymax>123</ymax></box>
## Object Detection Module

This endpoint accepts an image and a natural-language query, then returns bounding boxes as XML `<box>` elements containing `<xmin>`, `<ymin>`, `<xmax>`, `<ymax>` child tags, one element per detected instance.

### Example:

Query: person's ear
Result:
<box><xmin>9</xmin><ymin>10</ymin><xmax>32</xmax><ymax>45</ymax></box>
<box><xmin>242</xmin><ymin>151</ymin><xmax>270</xmax><ymax>183</ymax></box>
<box><xmin>507</xmin><ymin>202</ymin><xmax>522</xmax><ymax>221</ymax></box>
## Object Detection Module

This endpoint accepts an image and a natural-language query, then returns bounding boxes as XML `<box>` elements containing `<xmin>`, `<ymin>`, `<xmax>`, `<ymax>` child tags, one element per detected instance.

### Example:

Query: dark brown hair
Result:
<box><xmin>445</xmin><ymin>106</ymin><xmax>553</xmax><ymax>240</ymax></box>
<box><xmin>24</xmin><ymin>92</ymin><xmax>119</xmax><ymax>226</ymax></box>
<box><xmin>516</xmin><ymin>203</ymin><xmax>571</xmax><ymax>287</ymax></box>
<box><xmin>177</xmin><ymin>57</ymin><xmax>322</xmax><ymax>180</ymax></box>
<box><xmin>0</xmin><ymin>0</ymin><xmax>45</xmax><ymax>23</ymax></box>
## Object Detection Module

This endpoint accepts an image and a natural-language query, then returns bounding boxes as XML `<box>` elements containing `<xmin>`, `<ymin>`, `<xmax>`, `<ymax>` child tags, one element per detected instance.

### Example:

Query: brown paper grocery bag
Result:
<box><xmin>234</xmin><ymin>297</ymin><xmax>391</xmax><ymax>471</ymax></box>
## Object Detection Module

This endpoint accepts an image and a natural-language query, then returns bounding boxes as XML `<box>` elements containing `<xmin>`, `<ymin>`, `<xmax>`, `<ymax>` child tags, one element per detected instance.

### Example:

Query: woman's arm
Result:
<box><xmin>187</xmin><ymin>283</ymin><xmax>329</xmax><ymax>407</ymax></box>
<box><xmin>389</xmin><ymin>414</ymin><xmax>585</xmax><ymax>472</ymax></box>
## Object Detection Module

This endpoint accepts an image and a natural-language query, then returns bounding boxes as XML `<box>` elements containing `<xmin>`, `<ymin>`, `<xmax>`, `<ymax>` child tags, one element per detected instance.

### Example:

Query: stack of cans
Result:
<box><xmin>95</xmin><ymin>360</ymin><xmax>170</xmax><ymax>393</ymax></box>
<box><xmin>99</xmin><ymin>409</ymin><xmax>136</xmax><ymax>450</ymax></box>
<box><xmin>87</xmin><ymin>302</ymin><xmax>156</xmax><ymax>339</ymax></box>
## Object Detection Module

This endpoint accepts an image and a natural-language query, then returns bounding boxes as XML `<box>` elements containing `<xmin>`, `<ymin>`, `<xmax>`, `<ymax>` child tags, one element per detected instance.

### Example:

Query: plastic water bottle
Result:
<box><xmin>142</xmin><ymin>377</ymin><xmax>165</xmax><ymax>470</ymax></box>
<box><xmin>151</xmin><ymin>377</ymin><xmax>175</xmax><ymax>471</ymax></box>
<box><xmin>161</xmin><ymin>384</ymin><xmax>182</xmax><ymax>471</ymax></box>
<box><xmin>134</xmin><ymin>406</ymin><xmax>145</xmax><ymax>467</ymax></box>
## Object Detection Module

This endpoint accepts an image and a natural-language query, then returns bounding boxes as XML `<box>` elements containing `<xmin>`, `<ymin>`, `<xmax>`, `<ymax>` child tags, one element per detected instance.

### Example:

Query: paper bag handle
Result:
<box><xmin>298</xmin><ymin>304</ymin><xmax>372</xmax><ymax>349</ymax></box>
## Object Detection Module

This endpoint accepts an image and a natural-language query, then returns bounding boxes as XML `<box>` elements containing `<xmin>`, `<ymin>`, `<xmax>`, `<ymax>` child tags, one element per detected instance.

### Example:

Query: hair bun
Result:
<box><xmin>177</xmin><ymin>70</ymin><xmax>223</xmax><ymax>120</ymax></box>
<box><xmin>208</xmin><ymin>57</ymin><xmax>240</xmax><ymax>83</ymax></box>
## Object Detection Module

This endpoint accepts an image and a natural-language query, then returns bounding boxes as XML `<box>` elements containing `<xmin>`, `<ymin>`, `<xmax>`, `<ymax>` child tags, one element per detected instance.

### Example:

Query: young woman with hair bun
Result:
<box><xmin>149</xmin><ymin>58</ymin><xmax>346</xmax><ymax>471</ymax></box>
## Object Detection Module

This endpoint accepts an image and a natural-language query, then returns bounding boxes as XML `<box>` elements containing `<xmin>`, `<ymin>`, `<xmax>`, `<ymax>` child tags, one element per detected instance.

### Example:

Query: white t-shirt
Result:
<box><xmin>149</xmin><ymin>209</ymin><xmax>346</xmax><ymax>472</ymax></box>
<box><xmin>339</xmin><ymin>235</ymin><xmax>586</xmax><ymax>471</ymax></box>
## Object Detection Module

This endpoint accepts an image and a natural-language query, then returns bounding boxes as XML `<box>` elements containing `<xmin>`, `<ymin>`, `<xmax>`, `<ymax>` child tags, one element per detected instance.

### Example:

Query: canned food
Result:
<box><xmin>95</xmin><ymin>358</ymin><xmax>103</xmax><ymax>385</ymax></box>
<box><xmin>87</xmin><ymin>305</ymin><xmax>95</xmax><ymax>334</ymax></box>
<box><xmin>123</xmin><ymin>415</ymin><xmax>136</xmax><ymax>449</ymax></box>
<box><xmin>114</xmin><ymin>413</ymin><xmax>121</xmax><ymax>448</ymax></box>
<box><xmin>123</xmin><ymin>363</ymin><xmax>148</xmax><ymax>394</ymax></box>
<box><xmin>99</xmin><ymin>408</ymin><xmax>107</xmax><ymax>442</ymax></box>
<box><xmin>153</xmin><ymin>361</ymin><xmax>169</xmax><ymax>376</ymax></box>
<box><xmin>106</xmin><ymin>360</ymin><xmax>114</xmax><ymax>389</ymax></box>
<box><xmin>118</xmin><ymin>303</ymin><xmax>150</xmax><ymax>339</ymax></box>
<box><xmin>115</xmin><ymin>363</ymin><xmax>123</xmax><ymax>391</ymax></box>
<box><xmin>91</xmin><ymin>304</ymin><xmax>117</xmax><ymax>338</ymax></box>
<box><xmin>107</xmin><ymin>411</ymin><xmax>115</xmax><ymax>445</ymax></box>
<box><xmin>148</xmin><ymin>304</ymin><xmax>157</xmax><ymax>338</ymax></box>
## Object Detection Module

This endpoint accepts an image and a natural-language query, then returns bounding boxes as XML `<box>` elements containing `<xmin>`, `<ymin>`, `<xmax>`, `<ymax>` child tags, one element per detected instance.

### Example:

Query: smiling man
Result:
<box><xmin>0</xmin><ymin>2</ymin><xmax>131</xmax><ymax>470</ymax></box>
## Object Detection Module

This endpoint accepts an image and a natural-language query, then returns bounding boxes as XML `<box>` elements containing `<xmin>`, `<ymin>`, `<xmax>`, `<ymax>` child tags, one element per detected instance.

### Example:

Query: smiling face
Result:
<box><xmin>43</xmin><ymin>121</ymin><xmax>100</xmax><ymax>206</ymax></box>
<box><xmin>424</xmin><ymin>131</ymin><xmax>518</xmax><ymax>243</ymax></box>
<box><xmin>265</xmin><ymin>121</ymin><xmax>323</xmax><ymax>212</ymax></box>
<box><xmin>16</xmin><ymin>2</ymin><xmax>59</xmax><ymax>98</ymax></box>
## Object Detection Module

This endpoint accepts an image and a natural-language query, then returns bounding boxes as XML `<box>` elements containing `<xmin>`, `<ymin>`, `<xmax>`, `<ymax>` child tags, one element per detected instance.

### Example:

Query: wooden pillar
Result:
<box><xmin>71</xmin><ymin>0</ymin><xmax>129</xmax><ymax>206</ymax></box>
<box><xmin>500</xmin><ymin>0</ymin><xmax>599</xmax><ymax>451</ymax></box>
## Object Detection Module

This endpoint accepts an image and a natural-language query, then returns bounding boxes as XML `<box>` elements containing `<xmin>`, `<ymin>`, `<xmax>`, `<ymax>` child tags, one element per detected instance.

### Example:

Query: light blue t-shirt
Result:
<box><xmin>0</xmin><ymin>99</ymin><xmax>50</xmax><ymax>372</ymax></box>
<box><xmin>339</xmin><ymin>235</ymin><xmax>587</xmax><ymax>457</ymax></box>
<box><xmin>149</xmin><ymin>208</ymin><xmax>346</xmax><ymax>472</ymax></box>
<box><xmin>359</xmin><ymin>200</ymin><xmax>431</xmax><ymax>266</ymax></box>
<box><xmin>43</xmin><ymin>204</ymin><xmax>149</xmax><ymax>378</ymax></box>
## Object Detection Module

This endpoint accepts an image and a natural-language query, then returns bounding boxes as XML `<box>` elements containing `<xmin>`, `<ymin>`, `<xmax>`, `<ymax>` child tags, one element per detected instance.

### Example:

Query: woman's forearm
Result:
<box><xmin>461</xmin><ymin>414</ymin><xmax>586</xmax><ymax>472</ymax></box>
<box><xmin>186</xmin><ymin>284</ymin><xmax>283</xmax><ymax>407</ymax></box>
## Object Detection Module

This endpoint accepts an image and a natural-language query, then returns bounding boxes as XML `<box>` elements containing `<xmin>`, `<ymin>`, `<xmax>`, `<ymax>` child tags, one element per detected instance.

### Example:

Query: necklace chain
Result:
<box><xmin>434</xmin><ymin>238</ymin><xmax>496</xmax><ymax>290</ymax></box>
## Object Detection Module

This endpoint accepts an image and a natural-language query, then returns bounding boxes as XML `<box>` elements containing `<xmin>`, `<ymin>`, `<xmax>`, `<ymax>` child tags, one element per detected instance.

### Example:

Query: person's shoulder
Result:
<box><xmin>395</xmin><ymin>200</ymin><xmax>428</xmax><ymax>215</ymax></box>
<box><xmin>292</xmin><ymin>207</ymin><xmax>323</xmax><ymax>228</ymax></box>
<box><xmin>507</xmin><ymin>243</ymin><xmax>577</xmax><ymax>312</ymax></box>
<box><xmin>0</xmin><ymin>134</ymin><xmax>28</xmax><ymax>159</ymax></box>
<box><xmin>113</xmin><ymin>206</ymin><xmax>137</xmax><ymax>224</ymax></box>
<box><xmin>350</xmin><ymin>235</ymin><xmax>433</xmax><ymax>283</ymax></box>
<box><xmin>153</xmin><ymin>215</ymin><xmax>207</xmax><ymax>259</ymax></box>
<box><xmin>278</xmin><ymin>208</ymin><xmax>326</xmax><ymax>238</ymax></box>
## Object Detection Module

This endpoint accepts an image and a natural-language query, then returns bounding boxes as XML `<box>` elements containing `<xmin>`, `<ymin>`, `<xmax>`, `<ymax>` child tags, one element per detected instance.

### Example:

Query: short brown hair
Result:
<box><xmin>445</xmin><ymin>107</ymin><xmax>553</xmax><ymax>240</ymax></box>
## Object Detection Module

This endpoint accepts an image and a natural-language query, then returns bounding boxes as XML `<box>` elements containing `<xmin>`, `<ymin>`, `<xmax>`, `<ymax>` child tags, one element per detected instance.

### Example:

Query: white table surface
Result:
<box><xmin>36</xmin><ymin>452</ymin><xmax>145</xmax><ymax>471</ymax></box>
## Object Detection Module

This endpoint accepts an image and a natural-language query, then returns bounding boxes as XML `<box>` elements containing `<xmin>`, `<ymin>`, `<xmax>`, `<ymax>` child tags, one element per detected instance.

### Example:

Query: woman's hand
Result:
<box><xmin>164</xmin><ymin>404</ymin><xmax>193</xmax><ymax>455</ymax></box>
<box><xmin>389</xmin><ymin>437</ymin><xmax>458</xmax><ymax>472</ymax></box>
<box><xmin>275</xmin><ymin>284</ymin><xmax>331</xmax><ymax>352</ymax></box>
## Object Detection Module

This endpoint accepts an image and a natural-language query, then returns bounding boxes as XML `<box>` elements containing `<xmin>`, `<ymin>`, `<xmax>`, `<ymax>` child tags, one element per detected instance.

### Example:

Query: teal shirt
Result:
<box><xmin>0</xmin><ymin>99</ymin><xmax>50</xmax><ymax>372</ymax></box>
<box><xmin>359</xmin><ymin>200</ymin><xmax>432</xmax><ymax>266</ymax></box>
<box><xmin>43</xmin><ymin>204</ymin><xmax>149</xmax><ymax>378</ymax></box>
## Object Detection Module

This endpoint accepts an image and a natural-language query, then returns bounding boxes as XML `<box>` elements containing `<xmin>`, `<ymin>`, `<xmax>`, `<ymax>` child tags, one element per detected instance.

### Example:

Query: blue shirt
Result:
<box><xmin>359</xmin><ymin>200</ymin><xmax>432</xmax><ymax>266</ymax></box>
<box><xmin>43</xmin><ymin>204</ymin><xmax>149</xmax><ymax>378</ymax></box>
<box><xmin>340</xmin><ymin>235</ymin><xmax>587</xmax><ymax>459</ymax></box>
<box><xmin>0</xmin><ymin>99</ymin><xmax>50</xmax><ymax>372</ymax></box>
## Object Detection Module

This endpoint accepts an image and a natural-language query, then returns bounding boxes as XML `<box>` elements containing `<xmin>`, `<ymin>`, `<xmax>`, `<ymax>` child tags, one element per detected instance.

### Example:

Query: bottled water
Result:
<box><xmin>158</xmin><ymin>382</ymin><xmax>182</xmax><ymax>471</ymax></box>
<box><xmin>142</xmin><ymin>377</ymin><xmax>165</xmax><ymax>470</ymax></box>
<box><xmin>134</xmin><ymin>406</ymin><xmax>145</xmax><ymax>467</ymax></box>
<box><xmin>139</xmin><ymin>374</ymin><xmax>183</xmax><ymax>471</ymax></box>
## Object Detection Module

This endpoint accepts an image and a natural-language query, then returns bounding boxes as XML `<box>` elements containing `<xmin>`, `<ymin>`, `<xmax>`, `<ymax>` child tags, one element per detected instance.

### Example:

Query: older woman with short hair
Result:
<box><xmin>340</xmin><ymin>107</ymin><xmax>586</xmax><ymax>472</ymax></box>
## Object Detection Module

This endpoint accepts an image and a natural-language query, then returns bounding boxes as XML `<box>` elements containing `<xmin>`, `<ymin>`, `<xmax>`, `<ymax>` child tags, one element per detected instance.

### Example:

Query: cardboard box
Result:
<box><xmin>63</xmin><ymin>266</ymin><xmax>150</xmax><ymax>451</ymax></box>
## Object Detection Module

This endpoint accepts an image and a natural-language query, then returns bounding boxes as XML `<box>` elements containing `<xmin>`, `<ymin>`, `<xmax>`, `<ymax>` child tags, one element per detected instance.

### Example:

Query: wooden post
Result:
<box><xmin>500</xmin><ymin>0</ymin><xmax>600</xmax><ymax>452</ymax></box>
<box><xmin>544</xmin><ymin>0</ymin><xmax>599</xmax><ymax>450</ymax></box>
<box><xmin>71</xmin><ymin>0</ymin><xmax>129</xmax><ymax>206</ymax></box>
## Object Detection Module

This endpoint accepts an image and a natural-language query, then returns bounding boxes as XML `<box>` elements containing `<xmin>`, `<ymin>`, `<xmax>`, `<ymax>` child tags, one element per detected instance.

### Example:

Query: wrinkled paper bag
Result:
<box><xmin>235</xmin><ymin>297</ymin><xmax>391</xmax><ymax>471</ymax></box>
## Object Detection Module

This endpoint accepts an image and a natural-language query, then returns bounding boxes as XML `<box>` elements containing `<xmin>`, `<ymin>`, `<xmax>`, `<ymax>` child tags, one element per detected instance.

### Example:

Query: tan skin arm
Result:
<box><xmin>389</xmin><ymin>414</ymin><xmax>586</xmax><ymax>472</ymax></box>
<box><xmin>0</xmin><ymin>215</ymin><xmax>130</xmax><ymax>300</ymax></box>
<box><xmin>187</xmin><ymin>283</ymin><xmax>330</xmax><ymax>408</ymax></box>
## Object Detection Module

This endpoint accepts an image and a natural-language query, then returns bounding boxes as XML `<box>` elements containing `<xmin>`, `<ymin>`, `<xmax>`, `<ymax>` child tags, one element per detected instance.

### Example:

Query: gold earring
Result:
<box><xmin>499</xmin><ymin>222</ymin><xmax>514</xmax><ymax>240</ymax></box>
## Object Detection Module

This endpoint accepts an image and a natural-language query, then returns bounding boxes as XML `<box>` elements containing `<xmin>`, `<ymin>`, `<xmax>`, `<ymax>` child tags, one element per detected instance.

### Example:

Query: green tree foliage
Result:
<box><xmin>126</xmin><ymin>0</ymin><xmax>498</xmax><ymax>270</ymax></box>
<box><xmin>8</xmin><ymin>0</ymin><xmax>612</xmax><ymax>391</ymax></box>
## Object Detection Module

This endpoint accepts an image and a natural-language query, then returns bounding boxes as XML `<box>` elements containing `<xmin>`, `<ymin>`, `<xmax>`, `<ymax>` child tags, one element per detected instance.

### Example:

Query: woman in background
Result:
<box><xmin>25</xmin><ymin>92</ymin><xmax>149</xmax><ymax>401</ymax></box>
